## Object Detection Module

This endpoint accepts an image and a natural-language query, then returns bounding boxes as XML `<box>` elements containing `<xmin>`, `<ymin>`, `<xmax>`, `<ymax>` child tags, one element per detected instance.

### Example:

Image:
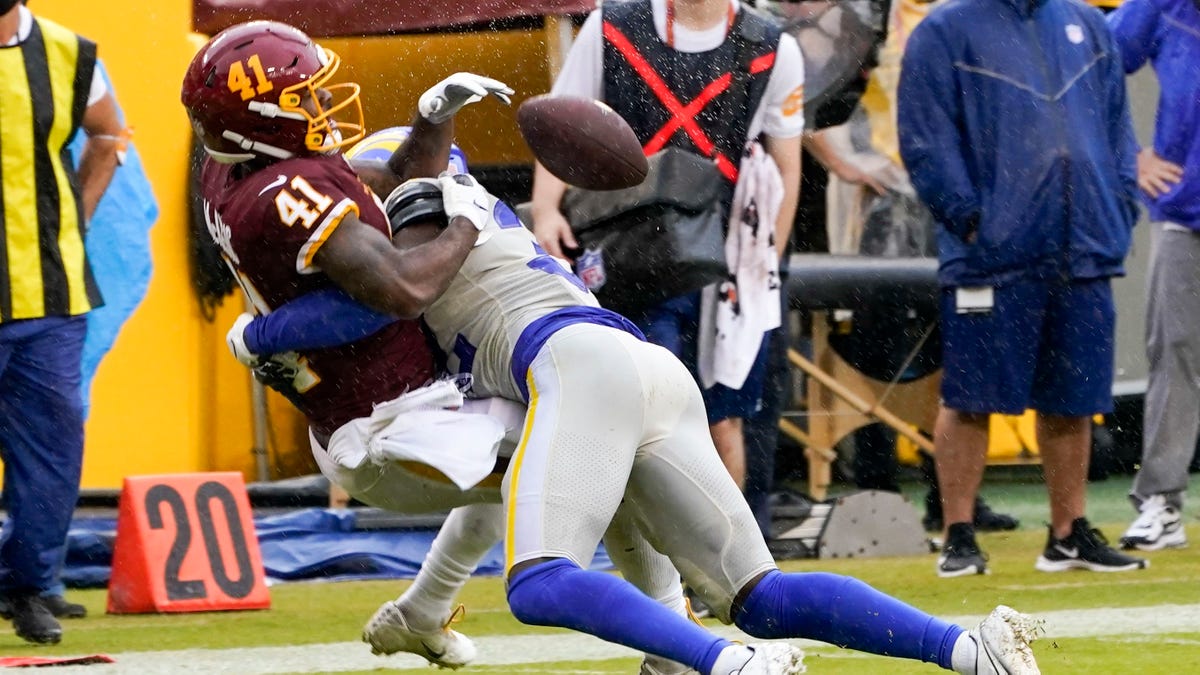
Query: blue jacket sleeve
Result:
<box><xmin>243</xmin><ymin>288</ymin><xmax>396</xmax><ymax>355</ymax></box>
<box><xmin>1106</xmin><ymin>0</ymin><xmax>1159</xmax><ymax>75</ymax></box>
<box><xmin>897</xmin><ymin>20</ymin><xmax>981</xmax><ymax>240</ymax></box>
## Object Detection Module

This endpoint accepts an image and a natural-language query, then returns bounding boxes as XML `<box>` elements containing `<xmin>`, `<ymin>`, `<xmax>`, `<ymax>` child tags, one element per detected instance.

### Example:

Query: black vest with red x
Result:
<box><xmin>601</xmin><ymin>0</ymin><xmax>780</xmax><ymax>184</ymax></box>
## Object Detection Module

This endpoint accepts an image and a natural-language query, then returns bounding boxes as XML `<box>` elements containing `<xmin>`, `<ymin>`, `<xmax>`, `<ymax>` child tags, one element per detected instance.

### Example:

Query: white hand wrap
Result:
<box><xmin>439</xmin><ymin>173</ymin><xmax>491</xmax><ymax>232</ymax></box>
<box><xmin>226</xmin><ymin>313</ymin><xmax>261</xmax><ymax>367</ymax></box>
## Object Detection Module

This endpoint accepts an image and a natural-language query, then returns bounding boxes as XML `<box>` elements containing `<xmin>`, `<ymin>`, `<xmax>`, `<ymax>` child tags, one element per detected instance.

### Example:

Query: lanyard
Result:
<box><xmin>664</xmin><ymin>0</ymin><xmax>737</xmax><ymax>49</ymax></box>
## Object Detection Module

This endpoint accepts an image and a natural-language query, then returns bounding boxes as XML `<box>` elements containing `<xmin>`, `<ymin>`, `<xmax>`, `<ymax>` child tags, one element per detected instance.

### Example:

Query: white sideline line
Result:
<box><xmin>34</xmin><ymin>603</ymin><xmax>1200</xmax><ymax>674</ymax></box>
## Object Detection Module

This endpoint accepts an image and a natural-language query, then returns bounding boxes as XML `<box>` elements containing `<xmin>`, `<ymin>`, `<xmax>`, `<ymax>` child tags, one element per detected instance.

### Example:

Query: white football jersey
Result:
<box><xmin>422</xmin><ymin>196</ymin><xmax>600</xmax><ymax>401</ymax></box>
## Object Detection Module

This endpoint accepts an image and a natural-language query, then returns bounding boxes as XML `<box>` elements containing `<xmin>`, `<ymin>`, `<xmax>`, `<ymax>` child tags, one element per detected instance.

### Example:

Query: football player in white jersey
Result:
<box><xmin>225</xmin><ymin>126</ymin><xmax>695</xmax><ymax>675</ymax></box>
<box><xmin>236</xmin><ymin>140</ymin><xmax>1043</xmax><ymax>675</ymax></box>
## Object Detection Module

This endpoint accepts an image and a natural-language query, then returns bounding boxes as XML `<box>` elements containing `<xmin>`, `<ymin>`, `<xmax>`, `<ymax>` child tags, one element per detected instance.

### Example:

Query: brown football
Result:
<box><xmin>517</xmin><ymin>95</ymin><xmax>648</xmax><ymax>191</ymax></box>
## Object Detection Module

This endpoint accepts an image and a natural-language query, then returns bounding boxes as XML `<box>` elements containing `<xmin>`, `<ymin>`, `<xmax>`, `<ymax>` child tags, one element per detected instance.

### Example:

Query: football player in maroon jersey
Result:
<box><xmin>181</xmin><ymin>20</ymin><xmax>516</xmax><ymax>668</ymax></box>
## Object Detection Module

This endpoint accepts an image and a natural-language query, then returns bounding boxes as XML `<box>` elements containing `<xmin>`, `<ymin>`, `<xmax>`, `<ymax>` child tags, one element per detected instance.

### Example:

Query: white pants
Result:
<box><xmin>504</xmin><ymin>323</ymin><xmax>776</xmax><ymax>622</ymax></box>
<box><xmin>310</xmin><ymin>378</ymin><xmax>688</xmax><ymax>618</ymax></box>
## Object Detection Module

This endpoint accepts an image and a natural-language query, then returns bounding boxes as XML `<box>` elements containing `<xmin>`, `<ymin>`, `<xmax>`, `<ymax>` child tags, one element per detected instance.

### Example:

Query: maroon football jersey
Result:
<box><xmin>200</xmin><ymin>154</ymin><xmax>435</xmax><ymax>437</ymax></box>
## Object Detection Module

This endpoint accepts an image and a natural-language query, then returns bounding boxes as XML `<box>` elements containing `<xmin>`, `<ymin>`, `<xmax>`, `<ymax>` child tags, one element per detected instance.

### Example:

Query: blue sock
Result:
<box><xmin>508</xmin><ymin>558</ymin><xmax>731</xmax><ymax>673</ymax></box>
<box><xmin>734</xmin><ymin>570</ymin><xmax>963</xmax><ymax>669</ymax></box>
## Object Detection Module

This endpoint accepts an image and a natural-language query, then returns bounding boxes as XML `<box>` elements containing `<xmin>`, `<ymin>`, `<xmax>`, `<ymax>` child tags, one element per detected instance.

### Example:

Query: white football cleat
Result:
<box><xmin>969</xmin><ymin>605</ymin><xmax>1043</xmax><ymax>674</ymax></box>
<box><xmin>712</xmin><ymin>643</ymin><xmax>806</xmax><ymax>675</ymax></box>
<box><xmin>362</xmin><ymin>601</ymin><xmax>477</xmax><ymax>670</ymax></box>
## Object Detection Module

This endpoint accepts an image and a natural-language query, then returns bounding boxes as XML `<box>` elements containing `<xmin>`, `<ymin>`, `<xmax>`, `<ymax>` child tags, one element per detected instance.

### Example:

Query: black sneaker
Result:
<box><xmin>8</xmin><ymin>594</ymin><xmax>62</xmax><ymax>644</ymax></box>
<box><xmin>924</xmin><ymin>496</ymin><xmax>1019</xmax><ymax>532</ymax></box>
<box><xmin>937</xmin><ymin>523</ymin><xmax>988</xmax><ymax>577</ymax></box>
<box><xmin>974</xmin><ymin>499</ymin><xmax>1020</xmax><ymax>531</ymax></box>
<box><xmin>1034</xmin><ymin>518</ymin><xmax>1149</xmax><ymax>573</ymax></box>
<box><xmin>41</xmin><ymin>595</ymin><xmax>87</xmax><ymax>619</ymax></box>
<box><xmin>0</xmin><ymin>594</ymin><xmax>86</xmax><ymax>620</ymax></box>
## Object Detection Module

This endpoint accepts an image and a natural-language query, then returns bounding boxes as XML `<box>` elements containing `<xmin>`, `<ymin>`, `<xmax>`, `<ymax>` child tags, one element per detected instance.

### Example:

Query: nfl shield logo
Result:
<box><xmin>576</xmin><ymin>247</ymin><xmax>607</xmax><ymax>291</ymax></box>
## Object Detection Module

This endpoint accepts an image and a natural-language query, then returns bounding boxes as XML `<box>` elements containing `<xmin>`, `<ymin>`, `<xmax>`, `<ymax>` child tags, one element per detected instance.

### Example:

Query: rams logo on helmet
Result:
<box><xmin>345</xmin><ymin>126</ymin><xmax>469</xmax><ymax>174</ymax></box>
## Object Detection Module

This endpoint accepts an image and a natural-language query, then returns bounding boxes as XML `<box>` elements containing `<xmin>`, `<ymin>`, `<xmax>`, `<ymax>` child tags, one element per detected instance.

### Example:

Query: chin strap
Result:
<box><xmin>219</xmin><ymin>130</ymin><xmax>293</xmax><ymax>161</ymax></box>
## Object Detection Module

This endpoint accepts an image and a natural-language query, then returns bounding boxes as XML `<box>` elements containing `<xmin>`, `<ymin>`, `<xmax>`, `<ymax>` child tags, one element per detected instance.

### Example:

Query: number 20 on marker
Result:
<box><xmin>107</xmin><ymin>473</ymin><xmax>270</xmax><ymax>614</ymax></box>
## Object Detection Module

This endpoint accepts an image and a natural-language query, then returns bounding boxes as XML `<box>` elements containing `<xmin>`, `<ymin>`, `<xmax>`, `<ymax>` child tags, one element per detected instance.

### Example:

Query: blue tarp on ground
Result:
<box><xmin>62</xmin><ymin>508</ymin><xmax>613</xmax><ymax>588</ymax></box>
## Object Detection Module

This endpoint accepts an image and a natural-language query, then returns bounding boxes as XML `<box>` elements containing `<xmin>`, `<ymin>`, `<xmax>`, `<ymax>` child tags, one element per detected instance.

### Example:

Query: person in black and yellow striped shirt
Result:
<box><xmin>0</xmin><ymin>0</ymin><xmax>122</xmax><ymax>644</ymax></box>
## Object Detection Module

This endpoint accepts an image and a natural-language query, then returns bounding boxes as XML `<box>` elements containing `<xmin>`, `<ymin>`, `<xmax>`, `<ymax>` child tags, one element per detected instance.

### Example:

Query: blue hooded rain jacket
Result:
<box><xmin>898</xmin><ymin>0</ymin><xmax>1140</xmax><ymax>287</ymax></box>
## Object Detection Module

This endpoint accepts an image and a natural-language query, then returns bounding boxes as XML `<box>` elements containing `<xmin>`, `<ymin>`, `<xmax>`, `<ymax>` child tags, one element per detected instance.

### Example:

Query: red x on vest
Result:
<box><xmin>603</xmin><ymin>22</ymin><xmax>776</xmax><ymax>182</ymax></box>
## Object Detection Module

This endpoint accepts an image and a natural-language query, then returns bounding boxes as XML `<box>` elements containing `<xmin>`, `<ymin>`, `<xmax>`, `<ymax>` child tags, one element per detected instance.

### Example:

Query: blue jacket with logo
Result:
<box><xmin>1108</xmin><ymin>0</ymin><xmax>1200</xmax><ymax>230</ymax></box>
<box><xmin>898</xmin><ymin>0</ymin><xmax>1139</xmax><ymax>286</ymax></box>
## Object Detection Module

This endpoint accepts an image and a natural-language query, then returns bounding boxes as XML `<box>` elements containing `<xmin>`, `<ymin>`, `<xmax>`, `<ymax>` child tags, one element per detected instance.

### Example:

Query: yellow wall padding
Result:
<box><xmin>896</xmin><ymin>410</ymin><xmax>1043</xmax><ymax>466</ymax></box>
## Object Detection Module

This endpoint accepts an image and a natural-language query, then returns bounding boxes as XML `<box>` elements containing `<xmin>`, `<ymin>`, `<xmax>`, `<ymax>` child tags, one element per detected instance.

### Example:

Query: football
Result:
<box><xmin>517</xmin><ymin>95</ymin><xmax>648</xmax><ymax>191</ymax></box>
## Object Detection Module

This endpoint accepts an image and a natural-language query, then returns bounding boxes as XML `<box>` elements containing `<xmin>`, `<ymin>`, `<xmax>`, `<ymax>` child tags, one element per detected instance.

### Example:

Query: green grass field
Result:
<box><xmin>3</xmin><ymin>477</ymin><xmax>1198</xmax><ymax>673</ymax></box>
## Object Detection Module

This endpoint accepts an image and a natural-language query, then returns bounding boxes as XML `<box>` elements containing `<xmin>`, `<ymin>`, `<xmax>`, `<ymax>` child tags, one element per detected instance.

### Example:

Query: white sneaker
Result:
<box><xmin>969</xmin><ymin>605</ymin><xmax>1043</xmax><ymax>674</ymax></box>
<box><xmin>362</xmin><ymin>601</ymin><xmax>476</xmax><ymax>670</ymax></box>
<box><xmin>1120</xmin><ymin>495</ymin><xmax>1187</xmax><ymax>551</ymax></box>
<box><xmin>712</xmin><ymin>643</ymin><xmax>806</xmax><ymax>675</ymax></box>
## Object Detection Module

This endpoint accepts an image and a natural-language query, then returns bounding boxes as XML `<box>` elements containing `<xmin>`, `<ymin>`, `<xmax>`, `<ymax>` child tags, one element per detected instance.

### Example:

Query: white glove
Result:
<box><xmin>226</xmin><ymin>313</ymin><xmax>261</xmax><ymax>368</ymax></box>
<box><xmin>419</xmin><ymin>73</ymin><xmax>513</xmax><ymax>125</ymax></box>
<box><xmin>439</xmin><ymin>173</ymin><xmax>491</xmax><ymax>232</ymax></box>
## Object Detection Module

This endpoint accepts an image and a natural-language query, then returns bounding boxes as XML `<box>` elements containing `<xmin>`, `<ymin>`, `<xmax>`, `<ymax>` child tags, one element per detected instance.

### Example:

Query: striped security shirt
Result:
<box><xmin>0</xmin><ymin>14</ymin><xmax>101</xmax><ymax>321</ymax></box>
